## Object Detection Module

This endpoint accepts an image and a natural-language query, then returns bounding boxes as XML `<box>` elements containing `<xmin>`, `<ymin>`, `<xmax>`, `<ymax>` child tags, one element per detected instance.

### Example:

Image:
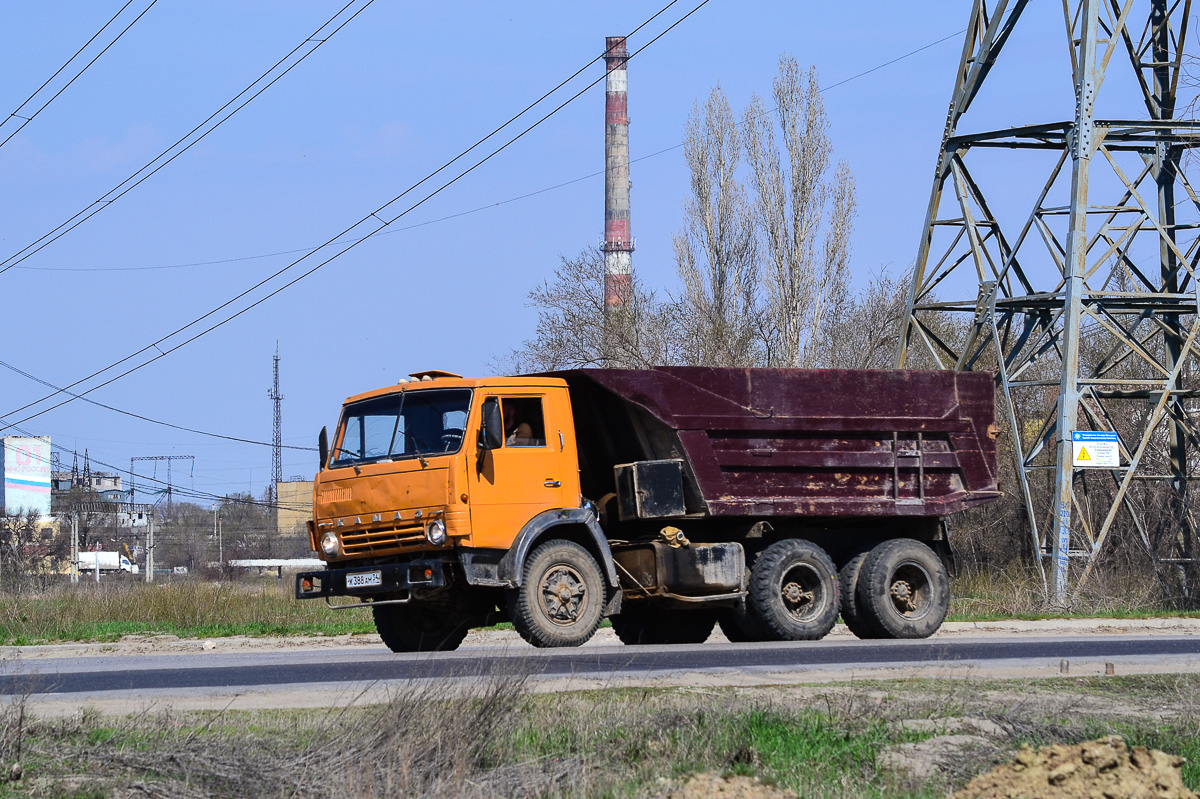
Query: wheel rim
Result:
<box><xmin>779</xmin><ymin>563</ymin><xmax>825</xmax><ymax>623</ymax></box>
<box><xmin>539</xmin><ymin>563</ymin><xmax>589</xmax><ymax>626</ymax></box>
<box><xmin>887</xmin><ymin>560</ymin><xmax>933</xmax><ymax>620</ymax></box>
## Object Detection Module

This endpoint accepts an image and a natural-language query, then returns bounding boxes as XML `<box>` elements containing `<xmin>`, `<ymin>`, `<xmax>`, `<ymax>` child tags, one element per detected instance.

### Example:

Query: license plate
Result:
<box><xmin>346</xmin><ymin>570</ymin><xmax>382</xmax><ymax>589</ymax></box>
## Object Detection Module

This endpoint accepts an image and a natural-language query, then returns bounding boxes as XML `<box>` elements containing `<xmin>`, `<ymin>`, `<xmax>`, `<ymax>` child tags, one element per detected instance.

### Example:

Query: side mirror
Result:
<box><xmin>318</xmin><ymin>426</ymin><xmax>329</xmax><ymax>470</ymax></box>
<box><xmin>480</xmin><ymin>399</ymin><xmax>504</xmax><ymax>451</ymax></box>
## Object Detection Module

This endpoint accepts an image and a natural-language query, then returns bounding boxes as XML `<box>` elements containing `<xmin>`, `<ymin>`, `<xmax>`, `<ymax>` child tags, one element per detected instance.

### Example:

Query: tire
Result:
<box><xmin>612</xmin><ymin>605</ymin><xmax>717</xmax><ymax>645</ymax></box>
<box><xmin>748</xmin><ymin>539</ymin><xmax>840</xmax><ymax>641</ymax></box>
<box><xmin>839</xmin><ymin>552</ymin><xmax>882</xmax><ymax>639</ymax></box>
<box><xmin>717</xmin><ymin>605</ymin><xmax>768</xmax><ymax>642</ymax></box>
<box><xmin>856</xmin><ymin>539</ymin><xmax>949</xmax><ymax>639</ymax></box>
<box><xmin>508</xmin><ymin>540</ymin><xmax>605</xmax><ymax>648</ymax></box>
<box><xmin>372</xmin><ymin>605</ymin><xmax>470</xmax><ymax>652</ymax></box>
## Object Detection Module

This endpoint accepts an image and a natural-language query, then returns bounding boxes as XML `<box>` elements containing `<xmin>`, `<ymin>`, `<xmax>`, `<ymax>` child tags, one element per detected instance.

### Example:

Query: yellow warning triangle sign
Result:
<box><xmin>1078</xmin><ymin>447</ymin><xmax>1092</xmax><ymax>461</ymax></box>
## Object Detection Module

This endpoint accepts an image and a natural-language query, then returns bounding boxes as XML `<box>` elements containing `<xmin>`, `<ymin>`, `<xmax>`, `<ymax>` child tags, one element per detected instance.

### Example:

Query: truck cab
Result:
<box><xmin>298</xmin><ymin>371</ymin><xmax>619</xmax><ymax>651</ymax></box>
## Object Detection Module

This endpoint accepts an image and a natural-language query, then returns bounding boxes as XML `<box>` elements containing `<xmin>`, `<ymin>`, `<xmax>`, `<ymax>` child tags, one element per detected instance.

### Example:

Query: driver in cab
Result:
<box><xmin>504</xmin><ymin>402</ymin><xmax>535</xmax><ymax>446</ymax></box>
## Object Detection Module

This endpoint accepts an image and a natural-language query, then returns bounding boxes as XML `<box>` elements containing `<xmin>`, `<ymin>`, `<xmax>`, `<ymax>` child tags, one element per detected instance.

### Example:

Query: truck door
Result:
<box><xmin>469</xmin><ymin>393</ymin><xmax>567</xmax><ymax>549</ymax></box>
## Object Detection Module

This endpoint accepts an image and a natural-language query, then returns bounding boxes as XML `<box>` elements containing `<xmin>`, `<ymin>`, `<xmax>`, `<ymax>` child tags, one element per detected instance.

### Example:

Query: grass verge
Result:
<box><xmin>0</xmin><ymin>581</ymin><xmax>375</xmax><ymax>645</ymax></box>
<box><xmin>0</xmin><ymin>674</ymin><xmax>1195</xmax><ymax>797</ymax></box>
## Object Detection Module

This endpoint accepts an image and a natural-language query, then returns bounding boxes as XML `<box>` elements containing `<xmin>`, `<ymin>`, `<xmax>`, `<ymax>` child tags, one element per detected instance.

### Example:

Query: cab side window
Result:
<box><xmin>501</xmin><ymin>397</ymin><xmax>546</xmax><ymax>447</ymax></box>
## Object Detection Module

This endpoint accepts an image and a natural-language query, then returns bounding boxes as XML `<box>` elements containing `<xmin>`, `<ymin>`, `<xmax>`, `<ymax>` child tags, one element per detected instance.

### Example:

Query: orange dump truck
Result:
<box><xmin>296</xmin><ymin>367</ymin><xmax>1000</xmax><ymax>651</ymax></box>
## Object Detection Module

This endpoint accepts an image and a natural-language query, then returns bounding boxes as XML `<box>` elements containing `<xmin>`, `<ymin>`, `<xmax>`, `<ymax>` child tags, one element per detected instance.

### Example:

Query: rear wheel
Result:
<box><xmin>717</xmin><ymin>605</ymin><xmax>767</xmax><ymax>642</ymax></box>
<box><xmin>508</xmin><ymin>540</ymin><xmax>605</xmax><ymax>648</ymax></box>
<box><xmin>748</xmin><ymin>539</ymin><xmax>840</xmax><ymax>641</ymax></box>
<box><xmin>838</xmin><ymin>552</ymin><xmax>881</xmax><ymax>639</ymax></box>
<box><xmin>373</xmin><ymin>605</ymin><xmax>470</xmax><ymax>652</ymax></box>
<box><xmin>856</xmin><ymin>539</ymin><xmax>949</xmax><ymax>639</ymax></box>
<box><xmin>612</xmin><ymin>605</ymin><xmax>717</xmax><ymax>645</ymax></box>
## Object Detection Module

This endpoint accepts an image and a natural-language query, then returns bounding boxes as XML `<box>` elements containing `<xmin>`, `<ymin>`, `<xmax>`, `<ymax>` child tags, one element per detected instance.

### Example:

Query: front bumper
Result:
<box><xmin>294</xmin><ymin>559</ymin><xmax>446</xmax><ymax>599</ymax></box>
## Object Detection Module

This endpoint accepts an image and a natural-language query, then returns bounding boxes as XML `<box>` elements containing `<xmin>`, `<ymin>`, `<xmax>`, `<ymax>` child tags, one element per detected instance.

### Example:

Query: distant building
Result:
<box><xmin>1</xmin><ymin>436</ymin><xmax>52</xmax><ymax>516</ymax></box>
<box><xmin>276</xmin><ymin>479</ymin><xmax>313</xmax><ymax>537</ymax></box>
<box><xmin>60</xmin><ymin>502</ymin><xmax>151</xmax><ymax>529</ymax></box>
<box><xmin>51</xmin><ymin>470</ymin><xmax>124</xmax><ymax>500</ymax></box>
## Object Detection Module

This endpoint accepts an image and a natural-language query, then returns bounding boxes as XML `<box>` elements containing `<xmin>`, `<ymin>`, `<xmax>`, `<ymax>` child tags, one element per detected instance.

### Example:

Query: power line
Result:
<box><xmin>10</xmin><ymin>28</ymin><xmax>966</xmax><ymax>275</ymax></box>
<box><xmin>0</xmin><ymin>0</ymin><xmax>378</xmax><ymax>278</ymax></box>
<box><xmin>0</xmin><ymin>0</ymin><xmax>708</xmax><ymax>432</ymax></box>
<box><xmin>0</xmin><ymin>18</ymin><xmax>961</xmax><ymax>457</ymax></box>
<box><xmin>0</xmin><ymin>356</ymin><xmax>315</xmax><ymax>451</ymax></box>
<box><xmin>0</xmin><ymin>1</ymin><xmax>160</xmax><ymax>151</ymax></box>
<box><xmin>6</xmin><ymin>429</ymin><xmax>310</xmax><ymax>513</ymax></box>
<box><xmin>3</xmin><ymin>429</ymin><xmax>310</xmax><ymax>512</ymax></box>
<box><xmin>0</xmin><ymin>16</ymin><xmax>967</xmax><ymax>509</ymax></box>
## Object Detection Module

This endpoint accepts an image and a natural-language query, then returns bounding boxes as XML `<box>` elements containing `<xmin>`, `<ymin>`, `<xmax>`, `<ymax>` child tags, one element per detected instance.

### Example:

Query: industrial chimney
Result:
<box><xmin>603</xmin><ymin>36</ymin><xmax>633</xmax><ymax>312</ymax></box>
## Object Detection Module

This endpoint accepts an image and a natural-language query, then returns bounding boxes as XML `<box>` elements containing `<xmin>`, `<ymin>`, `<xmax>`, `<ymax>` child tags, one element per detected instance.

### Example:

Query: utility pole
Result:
<box><xmin>70</xmin><ymin>512</ymin><xmax>79</xmax><ymax>584</ymax></box>
<box><xmin>212</xmin><ymin>503</ymin><xmax>224</xmax><ymax>573</ymax></box>
<box><xmin>145</xmin><ymin>516</ymin><xmax>154</xmax><ymax>583</ymax></box>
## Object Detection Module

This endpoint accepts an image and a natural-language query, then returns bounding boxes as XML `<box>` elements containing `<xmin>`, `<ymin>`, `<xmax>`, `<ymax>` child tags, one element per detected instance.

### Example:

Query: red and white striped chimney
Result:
<box><xmin>603</xmin><ymin>36</ymin><xmax>633</xmax><ymax>309</ymax></box>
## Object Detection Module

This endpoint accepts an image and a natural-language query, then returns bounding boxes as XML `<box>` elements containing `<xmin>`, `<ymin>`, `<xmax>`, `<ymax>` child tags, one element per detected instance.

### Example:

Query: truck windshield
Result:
<box><xmin>332</xmin><ymin>388</ymin><xmax>472</xmax><ymax>467</ymax></box>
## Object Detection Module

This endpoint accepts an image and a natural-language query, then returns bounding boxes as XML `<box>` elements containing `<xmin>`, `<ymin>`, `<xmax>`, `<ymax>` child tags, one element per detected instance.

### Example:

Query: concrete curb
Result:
<box><xmin>938</xmin><ymin>617</ymin><xmax>1200</xmax><ymax>633</ymax></box>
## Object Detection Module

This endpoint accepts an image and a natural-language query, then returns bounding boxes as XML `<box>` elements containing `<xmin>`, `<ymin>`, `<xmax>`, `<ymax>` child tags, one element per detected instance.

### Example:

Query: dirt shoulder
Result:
<box><xmin>3</xmin><ymin>616</ymin><xmax>1198</xmax><ymax>661</ymax></box>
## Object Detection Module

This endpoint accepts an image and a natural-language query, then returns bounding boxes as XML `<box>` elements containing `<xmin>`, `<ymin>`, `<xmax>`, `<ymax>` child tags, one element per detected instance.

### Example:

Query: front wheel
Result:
<box><xmin>508</xmin><ymin>540</ymin><xmax>605</xmax><ymax>648</ymax></box>
<box><xmin>856</xmin><ymin>539</ymin><xmax>949</xmax><ymax>639</ymax></box>
<box><xmin>748</xmin><ymin>539</ymin><xmax>840</xmax><ymax>641</ymax></box>
<box><xmin>372</xmin><ymin>605</ymin><xmax>470</xmax><ymax>652</ymax></box>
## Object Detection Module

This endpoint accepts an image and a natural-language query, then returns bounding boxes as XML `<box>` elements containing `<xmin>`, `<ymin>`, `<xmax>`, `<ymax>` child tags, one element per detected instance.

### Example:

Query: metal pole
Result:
<box><xmin>70</xmin><ymin>512</ymin><xmax>79</xmax><ymax>584</ymax></box>
<box><xmin>146</xmin><ymin>517</ymin><xmax>154</xmax><ymax>583</ymax></box>
<box><xmin>1051</xmin><ymin>0</ymin><xmax>1100</xmax><ymax>604</ymax></box>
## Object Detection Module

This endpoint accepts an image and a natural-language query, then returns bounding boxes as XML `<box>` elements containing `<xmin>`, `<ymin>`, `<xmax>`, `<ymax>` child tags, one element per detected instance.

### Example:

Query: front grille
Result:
<box><xmin>340</xmin><ymin>524</ymin><xmax>426</xmax><ymax>556</ymax></box>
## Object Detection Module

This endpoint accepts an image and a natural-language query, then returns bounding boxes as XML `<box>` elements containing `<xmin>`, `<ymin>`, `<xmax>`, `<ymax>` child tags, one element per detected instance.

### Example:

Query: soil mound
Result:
<box><xmin>654</xmin><ymin>773</ymin><xmax>797</xmax><ymax>799</ymax></box>
<box><xmin>954</xmin><ymin>736</ymin><xmax>1197</xmax><ymax>799</ymax></box>
<box><xmin>880</xmin><ymin>734</ymin><xmax>1001</xmax><ymax>783</ymax></box>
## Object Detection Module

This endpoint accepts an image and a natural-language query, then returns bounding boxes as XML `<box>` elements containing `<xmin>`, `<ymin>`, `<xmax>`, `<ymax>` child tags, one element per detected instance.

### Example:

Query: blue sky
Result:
<box><xmin>0</xmin><ymin>1</ymin><xmax>1105</xmax><ymax>501</ymax></box>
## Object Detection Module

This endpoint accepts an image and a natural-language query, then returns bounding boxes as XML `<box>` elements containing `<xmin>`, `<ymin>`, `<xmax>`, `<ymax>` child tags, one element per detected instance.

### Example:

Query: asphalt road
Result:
<box><xmin>3</xmin><ymin>635</ymin><xmax>1199</xmax><ymax>699</ymax></box>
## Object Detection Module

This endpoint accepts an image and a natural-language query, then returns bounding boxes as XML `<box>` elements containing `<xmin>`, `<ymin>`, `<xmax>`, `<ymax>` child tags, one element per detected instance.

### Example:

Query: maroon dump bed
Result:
<box><xmin>552</xmin><ymin>368</ymin><xmax>1000</xmax><ymax>520</ymax></box>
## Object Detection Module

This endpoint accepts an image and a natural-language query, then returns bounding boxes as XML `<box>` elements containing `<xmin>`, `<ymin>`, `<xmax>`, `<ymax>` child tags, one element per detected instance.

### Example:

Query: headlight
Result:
<box><xmin>425</xmin><ymin>519</ymin><xmax>446</xmax><ymax>545</ymax></box>
<box><xmin>320</xmin><ymin>531</ymin><xmax>339</xmax><ymax>556</ymax></box>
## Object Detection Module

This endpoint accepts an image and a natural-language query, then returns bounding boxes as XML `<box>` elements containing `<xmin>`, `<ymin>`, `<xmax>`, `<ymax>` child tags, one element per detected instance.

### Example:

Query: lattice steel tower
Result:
<box><xmin>898</xmin><ymin>0</ymin><xmax>1200</xmax><ymax>603</ymax></box>
<box><xmin>269</xmin><ymin>342</ymin><xmax>283</xmax><ymax>499</ymax></box>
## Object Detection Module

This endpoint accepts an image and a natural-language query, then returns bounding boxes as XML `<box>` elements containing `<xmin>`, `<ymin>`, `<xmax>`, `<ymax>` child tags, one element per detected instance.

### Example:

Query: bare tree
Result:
<box><xmin>818</xmin><ymin>267</ymin><xmax>910</xmax><ymax>370</ymax></box>
<box><xmin>0</xmin><ymin>509</ymin><xmax>55</xmax><ymax>593</ymax></box>
<box><xmin>500</xmin><ymin>247</ymin><xmax>674</xmax><ymax>372</ymax></box>
<box><xmin>743</xmin><ymin>57</ymin><xmax>856</xmax><ymax>368</ymax></box>
<box><xmin>508</xmin><ymin>57</ymin><xmax>861</xmax><ymax>377</ymax></box>
<box><xmin>673</xmin><ymin>87</ymin><xmax>761</xmax><ymax>366</ymax></box>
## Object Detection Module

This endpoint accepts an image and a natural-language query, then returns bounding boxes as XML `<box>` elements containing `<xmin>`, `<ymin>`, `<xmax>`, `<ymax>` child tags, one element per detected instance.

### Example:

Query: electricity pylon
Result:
<box><xmin>898</xmin><ymin>0</ymin><xmax>1200</xmax><ymax>603</ymax></box>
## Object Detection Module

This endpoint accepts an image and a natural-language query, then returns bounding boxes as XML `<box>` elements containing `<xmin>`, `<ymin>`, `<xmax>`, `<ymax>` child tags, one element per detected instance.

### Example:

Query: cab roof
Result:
<box><xmin>342</xmin><ymin>373</ymin><xmax>567</xmax><ymax>406</ymax></box>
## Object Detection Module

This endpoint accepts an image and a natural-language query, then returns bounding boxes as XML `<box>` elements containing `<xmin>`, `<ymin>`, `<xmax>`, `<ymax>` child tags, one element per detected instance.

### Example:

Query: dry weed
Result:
<box><xmin>950</xmin><ymin>563</ymin><xmax>1177</xmax><ymax>618</ymax></box>
<box><xmin>0</xmin><ymin>579</ymin><xmax>360</xmax><ymax>643</ymax></box>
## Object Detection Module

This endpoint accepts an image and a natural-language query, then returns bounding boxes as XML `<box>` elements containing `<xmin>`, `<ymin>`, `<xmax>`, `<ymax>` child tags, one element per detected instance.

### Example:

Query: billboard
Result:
<box><xmin>276</xmin><ymin>480</ymin><xmax>314</xmax><ymax>536</ymax></box>
<box><xmin>1</xmin><ymin>436</ymin><xmax>52</xmax><ymax>517</ymax></box>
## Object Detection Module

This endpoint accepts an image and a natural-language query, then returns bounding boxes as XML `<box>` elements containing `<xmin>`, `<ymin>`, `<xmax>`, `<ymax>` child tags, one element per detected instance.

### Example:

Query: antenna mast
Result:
<box><xmin>268</xmin><ymin>342</ymin><xmax>284</xmax><ymax>502</ymax></box>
